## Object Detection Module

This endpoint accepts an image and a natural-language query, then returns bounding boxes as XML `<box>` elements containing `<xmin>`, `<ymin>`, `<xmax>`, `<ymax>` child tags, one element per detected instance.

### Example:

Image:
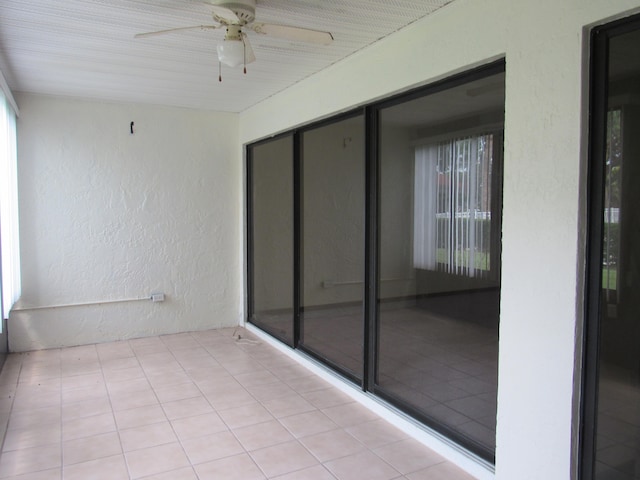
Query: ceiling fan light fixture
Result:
<box><xmin>217</xmin><ymin>39</ymin><xmax>245</xmax><ymax>67</ymax></box>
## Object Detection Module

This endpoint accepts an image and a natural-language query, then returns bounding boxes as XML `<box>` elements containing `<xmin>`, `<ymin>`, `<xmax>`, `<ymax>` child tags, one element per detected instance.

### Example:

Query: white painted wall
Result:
<box><xmin>11</xmin><ymin>94</ymin><xmax>241</xmax><ymax>351</ymax></box>
<box><xmin>239</xmin><ymin>1</ymin><xmax>640</xmax><ymax>479</ymax></box>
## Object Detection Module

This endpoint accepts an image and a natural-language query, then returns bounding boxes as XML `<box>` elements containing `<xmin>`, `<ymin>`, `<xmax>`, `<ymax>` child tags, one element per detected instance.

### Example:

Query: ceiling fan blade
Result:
<box><xmin>135</xmin><ymin>25</ymin><xmax>220</xmax><ymax>38</ymax></box>
<box><xmin>249</xmin><ymin>23</ymin><xmax>333</xmax><ymax>45</ymax></box>
<box><xmin>242</xmin><ymin>33</ymin><xmax>256</xmax><ymax>64</ymax></box>
<box><xmin>210</xmin><ymin>5</ymin><xmax>240</xmax><ymax>24</ymax></box>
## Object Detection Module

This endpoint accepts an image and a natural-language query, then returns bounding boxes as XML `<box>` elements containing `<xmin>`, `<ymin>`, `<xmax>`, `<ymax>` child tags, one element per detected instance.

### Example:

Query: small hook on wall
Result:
<box><xmin>130</xmin><ymin>121</ymin><xmax>135</xmax><ymax>135</ymax></box>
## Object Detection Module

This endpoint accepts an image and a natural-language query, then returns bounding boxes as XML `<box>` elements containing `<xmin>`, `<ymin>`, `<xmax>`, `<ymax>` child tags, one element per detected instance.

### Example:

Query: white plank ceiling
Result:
<box><xmin>0</xmin><ymin>0</ymin><xmax>454</xmax><ymax>113</ymax></box>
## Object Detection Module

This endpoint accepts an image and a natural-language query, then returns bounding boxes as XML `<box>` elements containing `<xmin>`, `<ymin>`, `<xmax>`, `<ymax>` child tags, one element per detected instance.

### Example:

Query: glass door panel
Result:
<box><xmin>248</xmin><ymin>135</ymin><xmax>295</xmax><ymax>346</ymax></box>
<box><xmin>300</xmin><ymin>115</ymin><xmax>365</xmax><ymax>380</ymax></box>
<box><xmin>376</xmin><ymin>69</ymin><xmax>505</xmax><ymax>460</ymax></box>
<box><xmin>590</xmin><ymin>23</ymin><xmax>640</xmax><ymax>480</ymax></box>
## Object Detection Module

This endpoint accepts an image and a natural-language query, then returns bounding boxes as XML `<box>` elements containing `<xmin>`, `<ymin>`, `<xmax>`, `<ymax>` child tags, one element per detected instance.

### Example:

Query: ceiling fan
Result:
<box><xmin>135</xmin><ymin>0</ymin><xmax>334</xmax><ymax>81</ymax></box>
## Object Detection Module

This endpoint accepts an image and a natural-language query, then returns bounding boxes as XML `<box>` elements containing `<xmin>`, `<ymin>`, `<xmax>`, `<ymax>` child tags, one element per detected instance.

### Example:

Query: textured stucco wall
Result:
<box><xmin>238</xmin><ymin>1</ymin><xmax>640</xmax><ymax>479</ymax></box>
<box><xmin>11</xmin><ymin>94</ymin><xmax>241</xmax><ymax>351</ymax></box>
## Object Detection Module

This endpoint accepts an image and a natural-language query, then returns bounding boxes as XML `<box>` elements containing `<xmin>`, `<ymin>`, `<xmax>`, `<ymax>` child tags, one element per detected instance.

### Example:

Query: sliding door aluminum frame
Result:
<box><xmin>246</xmin><ymin>58</ymin><xmax>505</xmax><ymax>464</ymax></box>
<box><xmin>579</xmin><ymin>13</ymin><xmax>640</xmax><ymax>480</ymax></box>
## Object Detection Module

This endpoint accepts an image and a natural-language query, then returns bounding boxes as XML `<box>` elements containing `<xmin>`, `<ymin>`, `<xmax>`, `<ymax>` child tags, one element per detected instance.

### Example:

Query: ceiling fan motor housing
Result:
<box><xmin>213</xmin><ymin>0</ymin><xmax>256</xmax><ymax>24</ymax></box>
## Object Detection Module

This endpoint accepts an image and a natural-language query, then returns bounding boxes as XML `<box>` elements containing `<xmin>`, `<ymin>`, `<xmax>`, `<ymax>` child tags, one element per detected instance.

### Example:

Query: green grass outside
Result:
<box><xmin>602</xmin><ymin>267</ymin><xmax>617</xmax><ymax>291</ymax></box>
<box><xmin>436</xmin><ymin>249</ymin><xmax>490</xmax><ymax>271</ymax></box>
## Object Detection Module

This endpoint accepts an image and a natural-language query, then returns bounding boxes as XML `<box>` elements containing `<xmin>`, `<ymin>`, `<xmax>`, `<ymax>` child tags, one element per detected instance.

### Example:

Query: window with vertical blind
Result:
<box><xmin>414</xmin><ymin>132</ymin><xmax>498</xmax><ymax>278</ymax></box>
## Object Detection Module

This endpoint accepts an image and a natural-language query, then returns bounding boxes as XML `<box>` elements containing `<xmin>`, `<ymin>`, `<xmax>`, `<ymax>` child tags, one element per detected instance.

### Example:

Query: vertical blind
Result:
<box><xmin>0</xmin><ymin>89</ymin><xmax>20</xmax><ymax>320</ymax></box>
<box><xmin>413</xmin><ymin>134</ymin><xmax>495</xmax><ymax>278</ymax></box>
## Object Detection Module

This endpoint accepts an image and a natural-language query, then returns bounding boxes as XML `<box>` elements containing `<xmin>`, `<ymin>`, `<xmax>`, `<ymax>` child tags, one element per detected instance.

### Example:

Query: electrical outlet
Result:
<box><xmin>151</xmin><ymin>292</ymin><xmax>165</xmax><ymax>303</ymax></box>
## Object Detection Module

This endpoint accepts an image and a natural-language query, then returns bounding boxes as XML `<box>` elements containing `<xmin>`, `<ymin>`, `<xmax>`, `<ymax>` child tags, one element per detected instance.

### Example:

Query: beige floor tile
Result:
<box><xmin>300</xmin><ymin>429</ymin><xmax>366</xmax><ymax>462</ymax></box>
<box><xmin>180</xmin><ymin>359</ymin><xmax>225</xmax><ymax>377</ymax></box>
<box><xmin>245</xmin><ymin>381</ymin><xmax>296</xmax><ymax>402</ymax></box>
<box><xmin>96</xmin><ymin>342</ymin><xmax>135</xmax><ymax>362</ymax></box>
<box><xmin>234</xmin><ymin>369</ymin><xmax>279</xmax><ymax>387</ymax></box>
<box><xmin>345</xmin><ymin>419</ymin><xmax>408</xmax><ymax>449</ymax></box>
<box><xmin>62</xmin><ymin>412</ymin><xmax>116</xmax><ymax>441</ymax></box>
<box><xmin>270</xmin><ymin>364</ymin><xmax>314</xmax><ymax>382</ymax></box>
<box><xmin>60</xmin><ymin>362</ymin><xmax>101</xmax><ymax>378</ymax></box>
<box><xmin>374</xmin><ymin>438</ymin><xmax>446</xmax><ymax>475</ymax></box>
<box><xmin>60</xmin><ymin>373</ymin><xmax>103</xmax><ymax>391</ymax></box>
<box><xmin>249</xmin><ymin>440</ymin><xmax>319</xmax><ymax>478</ymax></box>
<box><xmin>61</xmin><ymin>385</ymin><xmax>108</xmax><ymax>405</ymax></box>
<box><xmin>3</xmin><ymin>423</ymin><xmax>61</xmax><ymax>451</ymax></box>
<box><xmin>130</xmin><ymin>344</ymin><xmax>170</xmax><ymax>357</ymax></box>
<box><xmin>405</xmin><ymin>461</ymin><xmax>478</xmax><ymax>480</ymax></box>
<box><xmin>0</xmin><ymin>468</ymin><xmax>61</xmax><ymax>479</ymax></box>
<box><xmin>146</xmin><ymin>371</ymin><xmax>192</xmax><ymax>390</ymax></box>
<box><xmin>271</xmin><ymin>464</ymin><xmax>337</xmax><ymax>480</ymax></box>
<box><xmin>284</xmin><ymin>375</ymin><xmax>330</xmax><ymax>394</ymax></box>
<box><xmin>100</xmin><ymin>357</ymin><xmax>140</xmax><ymax>372</ymax></box>
<box><xmin>161</xmin><ymin>396</ymin><xmax>213</xmax><ymax>420</ymax></box>
<box><xmin>136</xmin><ymin>466</ymin><xmax>198</xmax><ymax>480</ymax></box>
<box><xmin>322</xmin><ymin>402</ymin><xmax>379</xmax><ymax>428</ymax></box>
<box><xmin>109</xmin><ymin>388</ymin><xmax>159</xmax><ymax>412</ymax></box>
<box><xmin>262</xmin><ymin>393</ymin><xmax>316</xmax><ymax>419</ymax></box>
<box><xmin>63</xmin><ymin>454</ymin><xmax>128</xmax><ymax>480</ymax></box>
<box><xmin>217</xmin><ymin>402</ymin><xmax>274</xmax><ymax>429</ymax></box>
<box><xmin>113</xmin><ymin>404</ymin><xmax>167</xmax><ymax>430</ymax></box>
<box><xmin>102</xmin><ymin>365</ymin><xmax>145</xmax><ymax>383</ymax></box>
<box><xmin>62</xmin><ymin>431</ymin><xmax>122</xmax><ymax>466</ymax></box>
<box><xmin>170</xmin><ymin>412</ymin><xmax>228</xmax><ymax>442</ymax></box>
<box><xmin>124</xmin><ymin>442</ymin><xmax>190</xmax><ymax>479</ymax></box>
<box><xmin>62</xmin><ymin>397</ymin><xmax>112</xmax><ymax>422</ymax></box>
<box><xmin>181</xmin><ymin>430</ymin><xmax>244</xmax><ymax>465</ymax></box>
<box><xmin>324</xmin><ymin>450</ymin><xmax>400</xmax><ymax>480</ymax></box>
<box><xmin>106</xmin><ymin>378</ymin><xmax>151</xmax><ymax>396</ymax></box>
<box><xmin>204</xmin><ymin>385</ymin><xmax>256</xmax><ymax>410</ymax></box>
<box><xmin>234</xmin><ymin>419</ymin><xmax>295</xmax><ymax>451</ymax></box>
<box><xmin>7</xmin><ymin>406</ymin><xmax>60</xmax><ymax>431</ymax></box>
<box><xmin>153</xmin><ymin>382</ymin><xmax>201</xmax><ymax>403</ymax></box>
<box><xmin>0</xmin><ymin>443</ymin><xmax>61</xmax><ymax>478</ymax></box>
<box><xmin>194</xmin><ymin>453</ymin><xmax>265</xmax><ymax>480</ymax></box>
<box><xmin>279</xmin><ymin>410</ymin><xmax>339</xmax><ymax>438</ymax></box>
<box><xmin>10</xmin><ymin>392</ymin><xmax>60</xmax><ymax>412</ymax></box>
<box><xmin>301</xmin><ymin>388</ymin><xmax>354</xmax><ymax>409</ymax></box>
<box><xmin>119</xmin><ymin>421</ymin><xmax>177</xmax><ymax>452</ymax></box>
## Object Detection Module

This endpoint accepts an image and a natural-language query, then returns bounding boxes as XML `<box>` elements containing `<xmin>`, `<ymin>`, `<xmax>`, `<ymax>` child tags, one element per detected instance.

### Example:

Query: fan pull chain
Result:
<box><xmin>243</xmin><ymin>38</ymin><xmax>247</xmax><ymax>74</ymax></box>
<box><xmin>219</xmin><ymin>61</ymin><xmax>222</xmax><ymax>82</ymax></box>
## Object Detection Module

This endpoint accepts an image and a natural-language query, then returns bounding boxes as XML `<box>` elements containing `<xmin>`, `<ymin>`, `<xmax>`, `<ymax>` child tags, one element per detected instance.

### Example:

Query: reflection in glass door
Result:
<box><xmin>300</xmin><ymin>114</ymin><xmax>365</xmax><ymax>381</ymax></box>
<box><xmin>375</xmin><ymin>68</ymin><xmax>504</xmax><ymax>461</ymax></box>
<box><xmin>247</xmin><ymin>135</ymin><xmax>295</xmax><ymax>346</ymax></box>
<box><xmin>583</xmin><ymin>15</ymin><xmax>640</xmax><ymax>480</ymax></box>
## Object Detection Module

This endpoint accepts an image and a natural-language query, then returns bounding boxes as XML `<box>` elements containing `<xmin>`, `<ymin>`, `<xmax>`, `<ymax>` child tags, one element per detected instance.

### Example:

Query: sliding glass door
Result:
<box><xmin>300</xmin><ymin>114</ymin><xmax>365</xmax><ymax>381</ymax></box>
<box><xmin>247</xmin><ymin>134</ymin><xmax>295</xmax><ymax>346</ymax></box>
<box><xmin>582</xmin><ymin>14</ymin><xmax>640</xmax><ymax>479</ymax></box>
<box><xmin>374</xmin><ymin>69</ymin><xmax>504</xmax><ymax>460</ymax></box>
<box><xmin>246</xmin><ymin>62</ymin><xmax>505</xmax><ymax>462</ymax></box>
